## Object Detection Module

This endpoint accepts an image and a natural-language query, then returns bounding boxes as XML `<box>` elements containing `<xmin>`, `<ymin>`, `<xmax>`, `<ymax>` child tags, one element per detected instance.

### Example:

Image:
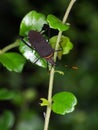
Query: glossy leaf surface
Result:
<box><xmin>19</xmin><ymin>41</ymin><xmax>47</xmax><ymax>68</ymax></box>
<box><xmin>19</xmin><ymin>10</ymin><xmax>49</xmax><ymax>68</ymax></box>
<box><xmin>0</xmin><ymin>52</ymin><xmax>26</xmax><ymax>72</ymax></box>
<box><xmin>52</xmin><ymin>91</ymin><xmax>77</xmax><ymax>115</ymax></box>
<box><xmin>47</xmin><ymin>14</ymin><xmax>69</xmax><ymax>31</ymax></box>
<box><xmin>19</xmin><ymin>10</ymin><xmax>47</xmax><ymax>36</ymax></box>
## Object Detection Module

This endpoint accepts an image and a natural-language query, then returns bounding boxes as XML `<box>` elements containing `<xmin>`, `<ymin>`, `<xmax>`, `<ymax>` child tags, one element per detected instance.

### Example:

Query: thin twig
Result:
<box><xmin>0</xmin><ymin>40</ymin><xmax>19</xmax><ymax>54</ymax></box>
<box><xmin>43</xmin><ymin>0</ymin><xmax>76</xmax><ymax>130</ymax></box>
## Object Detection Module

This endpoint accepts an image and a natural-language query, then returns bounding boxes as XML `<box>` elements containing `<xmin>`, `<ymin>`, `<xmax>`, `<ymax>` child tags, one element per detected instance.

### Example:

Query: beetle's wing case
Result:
<box><xmin>28</xmin><ymin>31</ymin><xmax>54</xmax><ymax>58</ymax></box>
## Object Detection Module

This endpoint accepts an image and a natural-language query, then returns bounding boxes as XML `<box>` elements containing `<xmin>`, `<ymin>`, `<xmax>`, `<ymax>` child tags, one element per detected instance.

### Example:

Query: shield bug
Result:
<box><xmin>20</xmin><ymin>30</ymin><xmax>55</xmax><ymax>66</ymax></box>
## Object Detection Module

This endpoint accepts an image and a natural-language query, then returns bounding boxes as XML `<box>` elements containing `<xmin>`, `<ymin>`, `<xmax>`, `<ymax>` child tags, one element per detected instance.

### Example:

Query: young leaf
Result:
<box><xmin>49</xmin><ymin>35</ymin><xmax>73</xmax><ymax>59</ymax></box>
<box><xmin>40</xmin><ymin>98</ymin><xmax>49</xmax><ymax>106</ymax></box>
<box><xmin>0</xmin><ymin>52</ymin><xmax>26</xmax><ymax>72</ymax></box>
<box><xmin>47</xmin><ymin>14</ymin><xmax>69</xmax><ymax>31</ymax></box>
<box><xmin>52</xmin><ymin>91</ymin><xmax>77</xmax><ymax>115</ymax></box>
<box><xmin>0</xmin><ymin>89</ymin><xmax>15</xmax><ymax>100</ymax></box>
<box><xmin>19</xmin><ymin>41</ymin><xmax>47</xmax><ymax>68</ymax></box>
<box><xmin>19</xmin><ymin>10</ymin><xmax>47</xmax><ymax>36</ymax></box>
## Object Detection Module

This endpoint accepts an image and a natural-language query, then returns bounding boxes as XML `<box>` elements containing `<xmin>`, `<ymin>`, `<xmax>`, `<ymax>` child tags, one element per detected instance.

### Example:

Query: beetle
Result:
<box><xmin>20</xmin><ymin>30</ymin><xmax>55</xmax><ymax>66</ymax></box>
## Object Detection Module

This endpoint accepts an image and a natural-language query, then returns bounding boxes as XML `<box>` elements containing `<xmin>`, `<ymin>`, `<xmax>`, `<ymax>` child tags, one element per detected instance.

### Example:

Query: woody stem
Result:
<box><xmin>43</xmin><ymin>1</ymin><xmax>76</xmax><ymax>130</ymax></box>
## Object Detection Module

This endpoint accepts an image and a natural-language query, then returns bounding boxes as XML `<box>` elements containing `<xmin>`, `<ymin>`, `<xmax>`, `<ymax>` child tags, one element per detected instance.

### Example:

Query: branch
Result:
<box><xmin>43</xmin><ymin>0</ymin><xmax>76</xmax><ymax>130</ymax></box>
<box><xmin>0</xmin><ymin>40</ymin><xmax>19</xmax><ymax>54</ymax></box>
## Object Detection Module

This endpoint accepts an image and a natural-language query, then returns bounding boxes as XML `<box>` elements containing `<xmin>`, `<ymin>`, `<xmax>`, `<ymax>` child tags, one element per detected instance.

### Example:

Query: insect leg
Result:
<box><xmin>33</xmin><ymin>56</ymin><xmax>41</xmax><ymax>64</ymax></box>
<box><xmin>18</xmin><ymin>36</ymin><xmax>33</xmax><ymax>49</ymax></box>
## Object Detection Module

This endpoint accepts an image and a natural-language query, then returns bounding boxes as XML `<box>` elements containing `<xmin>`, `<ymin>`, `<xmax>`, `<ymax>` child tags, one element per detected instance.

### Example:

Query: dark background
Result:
<box><xmin>0</xmin><ymin>0</ymin><xmax>98</xmax><ymax>130</ymax></box>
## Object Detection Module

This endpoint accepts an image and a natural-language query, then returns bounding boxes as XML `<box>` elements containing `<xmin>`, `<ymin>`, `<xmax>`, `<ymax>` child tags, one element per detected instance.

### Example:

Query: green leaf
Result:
<box><xmin>0</xmin><ymin>110</ymin><xmax>14</xmax><ymax>130</ymax></box>
<box><xmin>52</xmin><ymin>91</ymin><xmax>77</xmax><ymax>115</ymax></box>
<box><xmin>49</xmin><ymin>35</ymin><xmax>73</xmax><ymax>59</ymax></box>
<box><xmin>40</xmin><ymin>98</ymin><xmax>49</xmax><ymax>106</ymax></box>
<box><xmin>47</xmin><ymin>14</ymin><xmax>69</xmax><ymax>31</ymax></box>
<box><xmin>19</xmin><ymin>10</ymin><xmax>47</xmax><ymax>36</ymax></box>
<box><xmin>0</xmin><ymin>52</ymin><xmax>26</xmax><ymax>72</ymax></box>
<box><xmin>0</xmin><ymin>89</ymin><xmax>15</xmax><ymax>100</ymax></box>
<box><xmin>19</xmin><ymin>41</ymin><xmax>47</xmax><ymax>68</ymax></box>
